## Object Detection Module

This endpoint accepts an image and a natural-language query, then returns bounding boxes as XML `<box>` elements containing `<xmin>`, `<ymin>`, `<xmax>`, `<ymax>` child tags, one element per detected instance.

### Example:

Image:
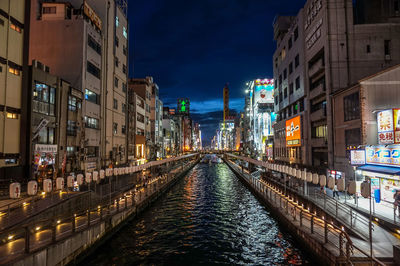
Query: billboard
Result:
<box><xmin>366</xmin><ymin>145</ymin><xmax>400</xmax><ymax>168</ymax></box>
<box><xmin>350</xmin><ymin>150</ymin><xmax>366</xmax><ymax>165</ymax></box>
<box><xmin>286</xmin><ymin>116</ymin><xmax>301</xmax><ymax>147</ymax></box>
<box><xmin>177</xmin><ymin>98</ymin><xmax>190</xmax><ymax>115</ymax></box>
<box><xmin>377</xmin><ymin>109</ymin><xmax>394</xmax><ymax>144</ymax></box>
<box><xmin>254</xmin><ymin>79</ymin><xmax>274</xmax><ymax>104</ymax></box>
<box><xmin>395</xmin><ymin>109</ymin><xmax>400</xmax><ymax>143</ymax></box>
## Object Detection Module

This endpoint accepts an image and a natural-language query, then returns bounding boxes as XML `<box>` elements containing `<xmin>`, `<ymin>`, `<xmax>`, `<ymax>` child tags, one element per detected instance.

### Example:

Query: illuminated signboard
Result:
<box><xmin>377</xmin><ymin>110</ymin><xmax>394</xmax><ymax>144</ymax></box>
<box><xmin>84</xmin><ymin>2</ymin><xmax>102</xmax><ymax>31</ymax></box>
<box><xmin>254</xmin><ymin>79</ymin><xmax>274</xmax><ymax>104</ymax></box>
<box><xmin>366</xmin><ymin>145</ymin><xmax>400</xmax><ymax>168</ymax></box>
<box><xmin>350</xmin><ymin>150</ymin><xmax>366</xmax><ymax>165</ymax></box>
<box><xmin>177</xmin><ymin>98</ymin><xmax>190</xmax><ymax>115</ymax></box>
<box><xmin>286</xmin><ymin>116</ymin><xmax>301</xmax><ymax>147</ymax></box>
<box><xmin>395</xmin><ymin>109</ymin><xmax>400</xmax><ymax>143</ymax></box>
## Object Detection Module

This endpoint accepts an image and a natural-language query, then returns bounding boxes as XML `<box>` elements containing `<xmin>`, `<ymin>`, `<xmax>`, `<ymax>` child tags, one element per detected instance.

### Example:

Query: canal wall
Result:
<box><xmin>11</xmin><ymin>159</ymin><xmax>199</xmax><ymax>266</ymax></box>
<box><xmin>223</xmin><ymin>158</ymin><xmax>354</xmax><ymax>266</ymax></box>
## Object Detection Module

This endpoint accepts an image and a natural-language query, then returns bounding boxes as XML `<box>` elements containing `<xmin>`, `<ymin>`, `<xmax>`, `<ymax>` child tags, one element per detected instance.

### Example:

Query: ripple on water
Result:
<box><xmin>82</xmin><ymin>163</ymin><xmax>309</xmax><ymax>265</ymax></box>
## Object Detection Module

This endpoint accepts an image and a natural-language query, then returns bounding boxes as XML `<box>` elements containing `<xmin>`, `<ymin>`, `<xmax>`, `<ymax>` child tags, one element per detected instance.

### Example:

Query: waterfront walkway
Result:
<box><xmin>226</xmin><ymin>157</ymin><xmax>399</xmax><ymax>264</ymax></box>
<box><xmin>0</xmin><ymin>158</ymin><xmax>197</xmax><ymax>265</ymax></box>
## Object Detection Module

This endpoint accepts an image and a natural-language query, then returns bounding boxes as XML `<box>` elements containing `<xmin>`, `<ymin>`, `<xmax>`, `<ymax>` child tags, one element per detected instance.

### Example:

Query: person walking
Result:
<box><xmin>394</xmin><ymin>190</ymin><xmax>400</xmax><ymax>217</ymax></box>
<box><xmin>333</xmin><ymin>182</ymin><xmax>340</xmax><ymax>200</ymax></box>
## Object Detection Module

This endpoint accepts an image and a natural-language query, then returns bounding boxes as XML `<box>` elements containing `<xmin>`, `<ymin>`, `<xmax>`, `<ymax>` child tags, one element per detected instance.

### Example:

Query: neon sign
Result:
<box><xmin>366</xmin><ymin>145</ymin><xmax>400</xmax><ymax>168</ymax></box>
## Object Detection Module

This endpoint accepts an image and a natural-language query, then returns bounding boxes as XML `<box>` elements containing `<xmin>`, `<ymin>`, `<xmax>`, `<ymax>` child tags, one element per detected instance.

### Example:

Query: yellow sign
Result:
<box><xmin>84</xmin><ymin>2</ymin><xmax>102</xmax><ymax>31</ymax></box>
<box><xmin>286</xmin><ymin>116</ymin><xmax>301</xmax><ymax>147</ymax></box>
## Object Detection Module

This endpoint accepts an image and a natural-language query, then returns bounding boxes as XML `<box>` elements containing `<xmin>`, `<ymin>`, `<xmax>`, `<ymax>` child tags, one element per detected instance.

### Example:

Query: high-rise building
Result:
<box><xmin>0</xmin><ymin>0</ymin><xmax>29</xmax><ymax>181</ymax></box>
<box><xmin>223</xmin><ymin>83</ymin><xmax>229</xmax><ymax>121</ymax></box>
<box><xmin>272</xmin><ymin>0</ymin><xmax>400</xmax><ymax>178</ymax></box>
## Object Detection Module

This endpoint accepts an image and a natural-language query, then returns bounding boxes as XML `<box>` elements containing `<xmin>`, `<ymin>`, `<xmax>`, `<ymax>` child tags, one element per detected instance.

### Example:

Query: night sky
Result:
<box><xmin>128</xmin><ymin>0</ymin><xmax>306</xmax><ymax>146</ymax></box>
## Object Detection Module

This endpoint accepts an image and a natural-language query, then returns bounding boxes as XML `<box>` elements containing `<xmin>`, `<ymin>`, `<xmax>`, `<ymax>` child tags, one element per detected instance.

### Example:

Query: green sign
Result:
<box><xmin>177</xmin><ymin>98</ymin><xmax>190</xmax><ymax>114</ymax></box>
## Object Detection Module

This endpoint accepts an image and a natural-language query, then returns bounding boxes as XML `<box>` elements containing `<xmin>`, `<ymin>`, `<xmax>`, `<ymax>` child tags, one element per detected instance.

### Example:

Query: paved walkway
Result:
<box><xmin>228</xmin><ymin>159</ymin><xmax>400</xmax><ymax>261</ymax></box>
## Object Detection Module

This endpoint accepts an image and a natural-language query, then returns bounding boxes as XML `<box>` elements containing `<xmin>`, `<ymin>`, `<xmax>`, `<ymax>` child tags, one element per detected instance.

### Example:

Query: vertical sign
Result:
<box><xmin>394</xmin><ymin>109</ymin><xmax>400</xmax><ymax>144</ymax></box>
<box><xmin>177</xmin><ymin>98</ymin><xmax>190</xmax><ymax>115</ymax></box>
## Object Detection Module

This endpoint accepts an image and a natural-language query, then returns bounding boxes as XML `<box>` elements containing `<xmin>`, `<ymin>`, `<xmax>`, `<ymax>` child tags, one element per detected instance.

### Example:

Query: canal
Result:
<box><xmin>82</xmin><ymin>162</ymin><xmax>309</xmax><ymax>265</ymax></box>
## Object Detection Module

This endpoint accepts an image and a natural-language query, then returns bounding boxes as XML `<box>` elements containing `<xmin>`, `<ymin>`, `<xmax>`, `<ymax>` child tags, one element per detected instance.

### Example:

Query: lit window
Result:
<box><xmin>43</xmin><ymin>6</ymin><xmax>56</xmax><ymax>14</ymax></box>
<box><xmin>9</xmin><ymin>67</ymin><xmax>20</xmax><ymax>76</ymax></box>
<box><xmin>115</xmin><ymin>16</ymin><xmax>119</xmax><ymax>27</ymax></box>
<box><xmin>6</xmin><ymin>112</ymin><xmax>18</xmax><ymax>119</ymax></box>
<box><xmin>10</xmin><ymin>23</ymin><xmax>21</xmax><ymax>33</ymax></box>
<box><xmin>123</xmin><ymin>27</ymin><xmax>127</xmax><ymax>39</ymax></box>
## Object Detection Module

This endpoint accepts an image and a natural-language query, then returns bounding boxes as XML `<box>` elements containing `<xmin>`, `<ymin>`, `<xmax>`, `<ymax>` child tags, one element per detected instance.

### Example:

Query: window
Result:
<box><xmin>279</xmin><ymin>91</ymin><xmax>283</xmax><ymax>103</ymax></box>
<box><xmin>6</xmin><ymin>112</ymin><xmax>18</xmax><ymax>119</ymax></box>
<box><xmin>33</xmin><ymin>83</ymin><xmax>56</xmax><ymax>116</ymax></box>
<box><xmin>137</xmin><ymin>128</ymin><xmax>145</xmax><ymax>136</ymax></box>
<box><xmin>137</xmin><ymin>113</ymin><xmax>145</xmax><ymax>123</ymax></box>
<box><xmin>343</xmin><ymin>92</ymin><xmax>360</xmax><ymax>121</ymax></box>
<box><xmin>295</xmin><ymin>77</ymin><xmax>300</xmax><ymax>90</ymax></box>
<box><xmin>114</xmin><ymin>77</ymin><xmax>119</xmax><ymax>87</ymax></box>
<box><xmin>284</xmin><ymin>87</ymin><xmax>288</xmax><ymax>98</ymax></box>
<box><xmin>85</xmin><ymin>89</ymin><xmax>99</xmax><ymax>104</ymax></box>
<box><xmin>122</xmin><ymin>64</ymin><xmax>127</xmax><ymax>74</ymax></box>
<box><xmin>122</xmin><ymin>125</ymin><xmax>126</xmax><ymax>134</ymax></box>
<box><xmin>395</xmin><ymin>0</ymin><xmax>399</xmax><ymax>12</ymax></box>
<box><xmin>366</xmin><ymin>45</ymin><xmax>371</xmax><ymax>53</ymax></box>
<box><xmin>86</xmin><ymin>146</ymin><xmax>98</xmax><ymax>158</ymax></box>
<box><xmin>122</xmin><ymin>82</ymin><xmax>127</xmax><ymax>93</ymax></box>
<box><xmin>384</xmin><ymin>40</ymin><xmax>391</xmax><ymax>56</ymax></box>
<box><xmin>37</xmin><ymin>127</ymin><xmax>54</xmax><ymax>144</ymax></box>
<box><xmin>115</xmin><ymin>16</ymin><xmax>119</xmax><ymax>27</ymax></box>
<box><xmin>288</xmin><ymin>38</ymin><xmax>292</xmax><ymax>49</ymax></box>
<box><xmin>43</xmin><ymin>6</ymin><xmax>56</xmax><ymax>14</ymax></box>
<box><xmin>122</xmin><ymin>103</ymin><xmax>126</xmax><ymax>113</ymax></box>
<box><xmin>281</xmin><ymin>47</ymin><xmax>286</xmax><ymax>60</ymax></box>
<box><xmin>283</xmin><ymin>68</ymin><xmax>287</xmax><ymax>80</ymax></box>
<box><xmin>289</xmin><ymin>62</ymin><xmax>293</xmax><ymax>74</ymax></box>
<box><xmin>299</xmin><ymin>99</ymin><xmax>304</xmax><ymax>112</ymax></box>
<box><xmin>345</xmin><ymin>128</ymin><xmax>361</xmax><ymax>153</ymax></box>
<box><xmin>113</xmin><ymin>123</ymin><xmax>118</xmax><ymax>134</ymax></box>
<box><xmin>85</xmin><ymin>116</ymin><xmax>99</xmax><ymax>129</ymax></box>
<box><xmin>113</xmin><ymin>99</ymin><xmax>118</xmax><ymax>109</ymax></box>
<box><xmin>67</xmin><ymin>146</ymin><xmax>76</xmax><ymax>157</ymax></box>
<box><xmin>295</xmin><ymin>54</ymin><xmax>299</xmax><ymax>68</ymax></box>
<box><xmin>115</xmin><ymin>57</ymin><xmax>119</xmax><ymax>68</ymax></box>
<box><xmin>87</xmin><ymin>61</ymin><xmax>100</xmax><ymax>79</ymax></box>
<box><xmin>9</xmin><ymin>67</ymin><xmax>20</xmax><ymax>76</ymax></box>
<box><xmin>123</xmin><ymin>26</ymin><xmax>127</xmax><ymax>39</ymax></box>
<box><xmin>312</xmin><ymin>125</ymin><xmax>327</xmax><ymax>139</ymax></box>
<box><xmin>294</xmin><ymin>27</ymin><xmax>298</xmax><ymax>41</ymax></box>
<box><xmin>68</xmin><ymin>96</ymin><xmax>81</xmax><ymax>111</ymax></box>
<box><xmin>10</xmin><ymin>23</ymin><xmax>22</xmax><ymax>33</ymax></box>
<box><xmin>0</xmin><ymin>18</ymin><xmax>4</xmax><ymax>26</ymax></box>
<box><xmin>123</xmin><ymin>46</ymin><xmax>127</xmax><ymax>56</ymax></box>
<box><xmin>289</xmin><ymin>83</ymin><xmax>294</xmax><ymax>94</ymax></box>
<box><xmin>275</xmin><ymin>96</ymin><xmax>278</xmax><ymax>105</ymax></box>
<box><xmin>67</xmin><ymin>120</ymin><xmax>76</xmax><ymax>136</ymax></box>
<box><xmin>279</xmin><ymin>75</ymin><xmax>282</xmax><ymax>86</ymax></box>
<box><xmin>88</xmin><ymin>35</ymin><xmax>101</xmax><ymax>55</ymax></box>
<box><xmin>311</xmin><ymin>100</ymin><xmax>326</xmax><ymax>113</ymax></box>
<box><xmin>115</xmin><ymin>36</ymin><xmax>119</xmax><ymax>47</ymax></box>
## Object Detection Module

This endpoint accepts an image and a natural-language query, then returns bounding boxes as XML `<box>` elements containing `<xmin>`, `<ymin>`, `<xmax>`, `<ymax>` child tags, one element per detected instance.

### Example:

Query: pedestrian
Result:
<box><xmin>394</xmin><ymin>190</ymin><xmax>400</xmax><ymax>216</ymax></box>
<box><xmin>332</xmin><ymin>182</ymin><xmax>339</xmax><ymax>199</ymax></box>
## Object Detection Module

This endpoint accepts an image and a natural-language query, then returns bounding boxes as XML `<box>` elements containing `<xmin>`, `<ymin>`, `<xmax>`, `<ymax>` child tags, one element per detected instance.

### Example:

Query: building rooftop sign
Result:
<box><xmin>84</xmin><ymin>2</ymin><xmax>102</xmax><ymax>31</ymax></box>
<box><xmin>377</xmin><ymin>109</ymin><xmax>400</xmax><ymax>144</ymax></box>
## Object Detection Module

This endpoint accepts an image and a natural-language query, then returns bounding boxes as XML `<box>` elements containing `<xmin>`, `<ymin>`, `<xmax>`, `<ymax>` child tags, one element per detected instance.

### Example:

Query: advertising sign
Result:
<box><xmin>395</xmin><ymin>109</ymin><xmax>400</xmax><ymax>143</ymax></box>
<box><xmin>254</xmin><ymin>79</ymin><xmax>274</xmax><ymax>104</ymax></box>
<box><xmin>35</xmin><ymin>144</ymin><xmax>57</xmax><ymax>153</ymax></box>
<box><xmin>286</xmin><ymin>116</ymin><xmax>301</xmax><ymax>147</ymax></box>
<box><xmin>84</xmin><ymin>2</ymin><xmax>102</xmax><ymax>30</ymax></box>
<box><xmin>177</xmin><ymin>98</ymin><xmax>190</xmax><ymax>115</ymax></box>
<box><xmin>377</xmin><ymin>109</ymin><xmax>395</xmax><ymax>144</ymax></box>
<box><xmin>366</xmin><ymin>145</ymin><xmax>400</xmax><ymax>168</ymax></box>
<box><xmin>350</xmin><ymin>150</ymin><xmax>366</xmax><ymax>165</ymax></box>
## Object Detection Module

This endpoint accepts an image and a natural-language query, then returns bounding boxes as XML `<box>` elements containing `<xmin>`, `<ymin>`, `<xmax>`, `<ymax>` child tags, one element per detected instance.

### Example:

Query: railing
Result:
<box><xmin>0</xmin><ymin>158</ymin><xmax>199</xmax><ymax>265</ymax></box>
<box><xmin>225</xmin><ymin>155</ymin><xmax>386</xmax><ymax>265</ymax></box>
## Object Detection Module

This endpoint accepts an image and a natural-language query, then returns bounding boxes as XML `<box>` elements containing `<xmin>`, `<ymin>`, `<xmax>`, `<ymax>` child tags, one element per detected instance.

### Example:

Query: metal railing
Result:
<box><xmin>0</xmin><ymin>158</ymin><xmax>199</xmax><ymax>265</ymax></box>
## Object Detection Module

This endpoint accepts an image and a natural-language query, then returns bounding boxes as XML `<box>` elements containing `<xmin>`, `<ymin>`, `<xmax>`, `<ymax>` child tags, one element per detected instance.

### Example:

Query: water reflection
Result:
<box><xmin>83</xmin><ymin>163</ymin><xmax>308</xmax><ymax>265</ymax></box>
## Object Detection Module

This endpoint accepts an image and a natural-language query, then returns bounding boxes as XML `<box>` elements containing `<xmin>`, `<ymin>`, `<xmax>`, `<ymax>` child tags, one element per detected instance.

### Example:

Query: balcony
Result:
<box><xmin>310</xmin><ymin>108</ymin><xmax>326</xmax><ymax>122</ymax></box>
<box><xmin>309</xmin><ymin>82</ymin><xmax>325</xmax><ymax>99</ymax></box>
<box><xmin>308</xmin><ymin>58</ymin><xmax>324</xmax><ymax>78</ymax></box>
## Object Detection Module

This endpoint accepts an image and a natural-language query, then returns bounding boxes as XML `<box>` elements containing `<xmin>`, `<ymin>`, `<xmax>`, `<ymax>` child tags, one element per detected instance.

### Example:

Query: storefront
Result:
<box><xmin>34</xmin><ymin>144</ymin><xmax>57</xmax><ymax>182</ymax></box>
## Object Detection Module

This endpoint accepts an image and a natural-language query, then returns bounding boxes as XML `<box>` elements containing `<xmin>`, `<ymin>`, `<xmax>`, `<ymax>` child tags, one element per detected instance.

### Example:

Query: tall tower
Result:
<box><xmin>223</xmin><ymin>83</ymin><xmax>229</xmax><ymax>122</ymax></box>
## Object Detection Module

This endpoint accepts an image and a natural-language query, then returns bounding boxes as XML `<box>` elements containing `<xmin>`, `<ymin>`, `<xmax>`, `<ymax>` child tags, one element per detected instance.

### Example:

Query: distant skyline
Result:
<box><xmin>128</xmin><ymin>0</ymin><xmax>306</xmax><ymax>145</ymax></box>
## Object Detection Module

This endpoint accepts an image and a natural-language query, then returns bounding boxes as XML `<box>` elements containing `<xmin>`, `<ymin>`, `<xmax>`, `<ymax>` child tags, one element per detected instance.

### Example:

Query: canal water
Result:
<box><xmin>83</xmin><ymin>163</ymin><xmax>309</xmax><ymax>265</ymax></box>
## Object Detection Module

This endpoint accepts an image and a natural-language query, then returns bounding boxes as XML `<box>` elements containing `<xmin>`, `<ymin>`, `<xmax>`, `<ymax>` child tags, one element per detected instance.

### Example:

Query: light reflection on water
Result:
<box><xmin>83</xmin><ymin>163</ymin><xmax>309</xmax><ymax>265</ymax></box>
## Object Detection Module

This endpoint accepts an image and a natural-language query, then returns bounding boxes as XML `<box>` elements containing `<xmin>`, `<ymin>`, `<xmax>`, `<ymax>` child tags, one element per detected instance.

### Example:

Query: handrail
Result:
<box><xmin>225</xmin><ymin>156</ymin><xmax>388</xmax><ymax>265</ymax></box>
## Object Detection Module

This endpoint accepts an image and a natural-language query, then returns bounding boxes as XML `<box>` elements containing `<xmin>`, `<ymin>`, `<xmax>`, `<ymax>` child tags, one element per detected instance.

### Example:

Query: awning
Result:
<box><xmin>357</xmin><ymin>164</ymin><xmax>400</xmax><ymax>175</ymax></box>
